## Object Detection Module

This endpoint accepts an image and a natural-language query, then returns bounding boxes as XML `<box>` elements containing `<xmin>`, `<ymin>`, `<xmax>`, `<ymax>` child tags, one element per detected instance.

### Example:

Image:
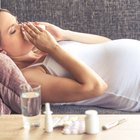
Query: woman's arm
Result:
<box><xmin>35</xmin><ymin>22</ymin><xmax>111</xmax><ymax>44</ymax></box>
<box><xmin>22</xmin><ymin>22</ymin><xmax>108</xmax><ymax>102</ymax></box>
<box><xmin>63</xmin><ymin>30</ymin><xmax>111</xmax><ymax>44</ymax></box>
<box><xmin>22</xmin><ymin>65</ymin><xmax>107</xmax><ymax>103</ymax></box>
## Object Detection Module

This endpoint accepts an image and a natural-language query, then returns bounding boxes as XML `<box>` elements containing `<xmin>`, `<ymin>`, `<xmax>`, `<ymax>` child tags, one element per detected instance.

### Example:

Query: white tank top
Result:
<box><xmin>30</xmin><ymin>39</ymin><xmax>140</xmax><ymax>111</ymax></box>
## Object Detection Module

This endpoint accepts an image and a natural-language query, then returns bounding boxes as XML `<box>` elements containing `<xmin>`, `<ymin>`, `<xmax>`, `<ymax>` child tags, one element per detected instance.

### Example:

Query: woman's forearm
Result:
<box><xmin>37</xmin><ymin>22</ymin><xmax>111</xmax><ymax>44</ymax></box>
<box><xmin>63</xmin><ymin>30</ymin><xmax>111</xmax><ymax>44</ymax></box>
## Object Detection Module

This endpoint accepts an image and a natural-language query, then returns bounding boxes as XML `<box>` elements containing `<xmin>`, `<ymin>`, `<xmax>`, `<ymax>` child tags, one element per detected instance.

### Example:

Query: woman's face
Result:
<box><xmin>0</xmin><ymin>11</ymin><xmax>34</xmax><ymax>57</ymax></box>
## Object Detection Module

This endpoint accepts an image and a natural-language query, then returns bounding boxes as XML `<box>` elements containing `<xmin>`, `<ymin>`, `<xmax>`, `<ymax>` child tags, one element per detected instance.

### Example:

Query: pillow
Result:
<box><xmin>0</xmin><ymin>53</ymin><xmax>28</xmax><ymax>114</ymax></box>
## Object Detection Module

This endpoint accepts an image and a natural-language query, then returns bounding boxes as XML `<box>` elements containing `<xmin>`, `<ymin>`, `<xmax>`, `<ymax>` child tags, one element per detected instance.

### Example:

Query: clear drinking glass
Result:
<box><xmin>20</xmin><ymin>83</ymin><xmax>41</xmax><ymax>129</ymax></box>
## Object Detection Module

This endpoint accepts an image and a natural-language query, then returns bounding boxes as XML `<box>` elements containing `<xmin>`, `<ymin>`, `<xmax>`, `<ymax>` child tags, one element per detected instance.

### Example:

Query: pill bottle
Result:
<box><xmin>85</xmin><ymin>110</ymin><xmax>100</xmax><ymax>134</ymax></box>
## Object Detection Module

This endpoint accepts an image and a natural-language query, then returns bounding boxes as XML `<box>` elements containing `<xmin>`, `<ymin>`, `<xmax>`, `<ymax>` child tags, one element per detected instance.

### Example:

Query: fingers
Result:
<box><xmin>30</xmin><ymin>21</ymin><xmax>46</xmax><ymax>31</ymax></box>
<box><xmin>22</xmin><ymin>23</ymin><xmax>42</xmax><ymax>44</ymax></box>
<box><xmin>21</xmin><ymin>22</ymin><xmax>50</xmax><ymax>47</ymax></box>
<box><xmin>22</xmin><ymin>23</ymin><xmax>39</xmax><ymax>36</ymax></box>
<box><xmin>22</xmin><ymin>28</ymin><xmax>35</xmax><ymax>44</ymax></box>
<box><xmin>21</xmin><ymin>23</ymin><xmax>37</xmax><ymax>44</ymax></box>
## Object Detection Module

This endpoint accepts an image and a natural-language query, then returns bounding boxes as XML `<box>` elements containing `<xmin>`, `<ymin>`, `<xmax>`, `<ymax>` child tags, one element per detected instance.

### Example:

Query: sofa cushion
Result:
<box><xmin>2</xmin><ymin>0</ymin><xmax>140</xmax><ymax>40</ymax></box>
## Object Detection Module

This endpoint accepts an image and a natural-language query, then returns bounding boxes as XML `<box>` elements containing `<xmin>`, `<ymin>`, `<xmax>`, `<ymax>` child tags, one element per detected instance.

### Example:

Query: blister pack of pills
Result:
<box><xmin>53</xmin><ymin>115</ymin><xmax>78</xmax><ymax>128</ymax></box>
<box><xmin>53</xmin><ymin>115</ymin><xmax>85</xmax><ymax>135</ymax></box>
<box><xmin>62</xmin><ymin>120</ymin><xmax>85</xmax><ymax>135</ymax></box>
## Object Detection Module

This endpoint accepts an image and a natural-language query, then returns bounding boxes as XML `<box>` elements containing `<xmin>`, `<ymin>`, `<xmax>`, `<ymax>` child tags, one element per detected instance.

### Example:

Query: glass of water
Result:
<box><xmin>20</xmin><ymin>82</ymin><xmax>41</xmax><ymax>129</ymax></box>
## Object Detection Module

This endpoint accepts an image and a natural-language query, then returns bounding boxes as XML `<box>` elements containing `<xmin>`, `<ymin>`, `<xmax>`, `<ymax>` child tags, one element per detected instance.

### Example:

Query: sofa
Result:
<box><xmin>1</xmin><ymin>0</ymin><xmax>140</xmax><ymax>114</ymax></box>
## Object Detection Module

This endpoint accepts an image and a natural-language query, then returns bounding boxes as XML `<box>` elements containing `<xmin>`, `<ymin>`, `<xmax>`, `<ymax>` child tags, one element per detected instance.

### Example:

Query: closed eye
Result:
<box><xmin>9</xmin><ymin>25</ymin><xmax>16</xmax><ymax>34</ymax></box>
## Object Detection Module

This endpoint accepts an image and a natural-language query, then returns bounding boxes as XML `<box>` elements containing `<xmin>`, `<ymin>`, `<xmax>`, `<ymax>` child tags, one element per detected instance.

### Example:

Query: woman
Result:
<box><xmin>0</xmin><ymin>8</ymin><xmax>140</xmax><ymax>112</ymax></box>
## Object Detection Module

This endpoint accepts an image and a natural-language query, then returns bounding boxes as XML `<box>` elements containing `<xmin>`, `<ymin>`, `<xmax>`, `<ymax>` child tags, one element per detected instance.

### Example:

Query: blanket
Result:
<box><xmin>0</xmin><ymin>53</ymin><xmax>28</xmax><ymax>114</ymax></box>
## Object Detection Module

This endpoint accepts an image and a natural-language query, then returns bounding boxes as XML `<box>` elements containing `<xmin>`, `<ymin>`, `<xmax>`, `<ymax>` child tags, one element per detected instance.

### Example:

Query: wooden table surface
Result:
<box><xmin>0</xmin><ymin>114</ymin><xmax>140</xmax><ymax>140</ymax></box>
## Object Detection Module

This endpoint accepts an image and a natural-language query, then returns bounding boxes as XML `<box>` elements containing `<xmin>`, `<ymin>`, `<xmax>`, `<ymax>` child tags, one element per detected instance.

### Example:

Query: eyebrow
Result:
<box><xmin>8</xmin><ymin>24</ymin><xmax>15</xmax><ymax>30</ymax></box>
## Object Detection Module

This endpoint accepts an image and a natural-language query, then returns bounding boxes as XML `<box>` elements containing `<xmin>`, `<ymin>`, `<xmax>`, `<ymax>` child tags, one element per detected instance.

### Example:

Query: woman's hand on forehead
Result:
<box><xmin>22</xmin><ymin>22</ymin><xmax>41</xmax><ymax>33</ymax></box>
<box><xmin>21</xmin><ymin>22</ymin><xmax>58</xmax><ymax>53</ymax></box>
<box><xmin>21</xmin><ymin>22</ymin><xmax>44</xmax><ymax>42</ymax></box>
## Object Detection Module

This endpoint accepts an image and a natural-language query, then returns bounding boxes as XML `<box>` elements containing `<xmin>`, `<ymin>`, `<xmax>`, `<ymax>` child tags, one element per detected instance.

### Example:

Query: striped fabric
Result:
<box><xmin>0</xmin><ymin>53</ymin><xmax>27</xmax><ymax>114</ymax></box>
